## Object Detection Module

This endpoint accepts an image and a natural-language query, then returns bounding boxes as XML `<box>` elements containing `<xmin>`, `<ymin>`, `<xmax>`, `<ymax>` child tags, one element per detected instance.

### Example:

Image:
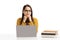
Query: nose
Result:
<box><xmin>27</xmin><ymin>11</ymin><xmax>29</xmax><ymax>14</ymax></box>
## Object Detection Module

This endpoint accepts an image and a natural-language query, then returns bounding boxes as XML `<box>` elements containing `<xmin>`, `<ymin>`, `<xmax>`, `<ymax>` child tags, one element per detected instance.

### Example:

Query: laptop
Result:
<box><xmin>16</xmin><ymin>25</ymin><xmax>36</xmax><ymax>37</ymax></box>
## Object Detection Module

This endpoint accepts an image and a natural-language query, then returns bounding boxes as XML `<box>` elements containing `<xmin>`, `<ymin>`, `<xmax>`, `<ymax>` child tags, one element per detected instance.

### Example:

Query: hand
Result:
<box><xmin>23</xmin><ymin>15</ymin><xmax>32</xmax><ymax>22</ymax></box>
<box><xmin>23</xmin><ymin>16</ymin><xmax>27</xmax><ymax>22</ymax></box>
<box><xmin>28</xmin><ymin>16</ymin><xmax>32</xmax><ymax>21</ymax></box>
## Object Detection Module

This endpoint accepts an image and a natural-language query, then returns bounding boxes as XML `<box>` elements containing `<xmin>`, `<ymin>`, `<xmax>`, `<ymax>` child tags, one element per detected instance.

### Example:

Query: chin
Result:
<box><xmin>27</xmin><ymin>15</ymin><xmax>30</xmax><ymax>17</ymax></box>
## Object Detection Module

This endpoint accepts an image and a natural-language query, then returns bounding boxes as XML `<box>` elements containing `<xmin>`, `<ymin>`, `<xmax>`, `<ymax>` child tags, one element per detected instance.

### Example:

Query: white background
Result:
<box><xmin>0</xmin><ymin>0</ymin><xmax>60</xmax><ymax>38</ymax></box>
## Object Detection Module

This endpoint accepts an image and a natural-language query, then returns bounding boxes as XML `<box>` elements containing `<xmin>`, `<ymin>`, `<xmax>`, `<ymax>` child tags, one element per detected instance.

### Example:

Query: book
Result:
<box><xmin>41</xmin><ymin>30</ymin><xmax>58</xmax><ymax>38</ymax></box>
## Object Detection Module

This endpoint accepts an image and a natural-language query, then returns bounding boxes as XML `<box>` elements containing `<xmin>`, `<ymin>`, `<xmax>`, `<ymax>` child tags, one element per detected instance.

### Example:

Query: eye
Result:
<box><xmin>25</xmin><ymin>10</ymin><xmax>28</xmax><ymax>11</ymax></box>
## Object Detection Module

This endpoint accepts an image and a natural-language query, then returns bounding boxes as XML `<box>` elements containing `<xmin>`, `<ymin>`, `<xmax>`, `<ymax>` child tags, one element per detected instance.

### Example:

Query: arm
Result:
<box><xmin>29</xmin><ymin>18</ymin><xmax>38</xmax><ymax>32</ymax></box>
<box><xmin>16</xmin><ymin>18</ymin><xmax>21</xmax><ymax>26</ymax></box>
<box><xmin>34</xmin><ymin>18</ymin><xmax>38</xmax><ymax>32</ymax></box>
<box><xmin>16</xmin><ymin>18</ymin><xmax>26</xmax><ymax>26</ymax></box>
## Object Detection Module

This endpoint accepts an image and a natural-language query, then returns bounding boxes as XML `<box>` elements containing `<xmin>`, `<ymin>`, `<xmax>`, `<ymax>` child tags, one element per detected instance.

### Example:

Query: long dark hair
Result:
<box><xmin>20</xmin><ymin>4</ymin><xmax>34</xmax><ymax>25</ymax></box>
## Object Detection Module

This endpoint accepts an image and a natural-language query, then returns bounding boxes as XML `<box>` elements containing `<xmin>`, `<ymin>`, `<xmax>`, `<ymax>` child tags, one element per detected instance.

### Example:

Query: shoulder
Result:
<box><xmin>17</xmin><ymin>18</ymin><xmax>22</xmax><ymax>22</ymax></box>
<box><xmin>33</xmin><ymin>17</ymin><xmax>38</xmax><ymax>22</ymax></box>
<box><xmin>33</xmin><ymin>17</ymin><xmax>38</xmax><ymax>20</ymax></box>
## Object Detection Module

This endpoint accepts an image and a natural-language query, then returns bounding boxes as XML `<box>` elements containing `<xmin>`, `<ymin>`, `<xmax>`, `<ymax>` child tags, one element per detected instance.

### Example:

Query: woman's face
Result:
<box><xmin>23</xmin><ymin>6</ymin><xmax>31</xmax><ymax>17</ymax></box>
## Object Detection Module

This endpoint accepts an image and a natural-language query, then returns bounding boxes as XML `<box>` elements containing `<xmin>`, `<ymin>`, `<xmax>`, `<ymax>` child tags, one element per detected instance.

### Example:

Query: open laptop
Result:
<box><xmin>16</xmin><ymin>25</ymin><xmax>36</xmax><ymax>37</ymax></box>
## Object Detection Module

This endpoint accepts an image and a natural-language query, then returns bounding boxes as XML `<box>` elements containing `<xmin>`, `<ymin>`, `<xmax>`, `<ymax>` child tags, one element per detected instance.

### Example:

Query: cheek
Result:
<box><xmin>23</xmin><ymin>12</ymin><xmax>27</xmax><ymax>16</ymax></box>
<box><xmin>29</xmin><ymin>12</ymin><xmax>31</xmax><ymax>15</ymax></box>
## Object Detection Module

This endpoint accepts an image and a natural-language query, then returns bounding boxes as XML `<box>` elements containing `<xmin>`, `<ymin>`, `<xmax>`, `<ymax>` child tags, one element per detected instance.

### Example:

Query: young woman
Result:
<box><xmin>17</xmin><ymin>4</ymin><xmax>38</xmax><ymax>32</ymax></box>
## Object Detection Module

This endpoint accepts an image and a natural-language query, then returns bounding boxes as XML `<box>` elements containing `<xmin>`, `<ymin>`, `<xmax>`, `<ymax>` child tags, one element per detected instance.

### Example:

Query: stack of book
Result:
<box><xmin>41</xmin><ymin>30</ymin><xmax>58</xmax><ymax>38</ymax></box>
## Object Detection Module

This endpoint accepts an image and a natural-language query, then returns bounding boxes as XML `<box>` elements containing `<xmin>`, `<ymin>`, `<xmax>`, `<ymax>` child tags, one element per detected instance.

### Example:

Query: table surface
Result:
<box><xmin>0</xmin><ymin>34</ymin><xmax>60</xmax><ymax>40</ymax></box>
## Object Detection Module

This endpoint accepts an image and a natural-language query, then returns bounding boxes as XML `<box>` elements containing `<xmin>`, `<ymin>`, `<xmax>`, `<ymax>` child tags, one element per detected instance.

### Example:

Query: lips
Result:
<box><xmin>27</xmin><ymin>14</ymin><xmax>29</xmax><ymax>15</ymax></box>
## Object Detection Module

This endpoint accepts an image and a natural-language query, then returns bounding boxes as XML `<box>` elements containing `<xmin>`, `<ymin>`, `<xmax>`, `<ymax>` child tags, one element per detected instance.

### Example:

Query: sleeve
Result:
<box><xmin>34</xmin><ymin>18</ymin><xmax>38</xmax><ymax>32</ymax></box>
<box><xmin>16</xmin><ymin>18</ymin><xmax>21</xmax><ymax>26</ymax></box>
<box><xmin>29</xmin><ymin>21</ymin><xmax>34</xmax><ymax>25</ymax></box>
<box><xmin>16</xmin><ymin>18</ymin><xmax>26</xmax><ymax>26</ymax></box>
